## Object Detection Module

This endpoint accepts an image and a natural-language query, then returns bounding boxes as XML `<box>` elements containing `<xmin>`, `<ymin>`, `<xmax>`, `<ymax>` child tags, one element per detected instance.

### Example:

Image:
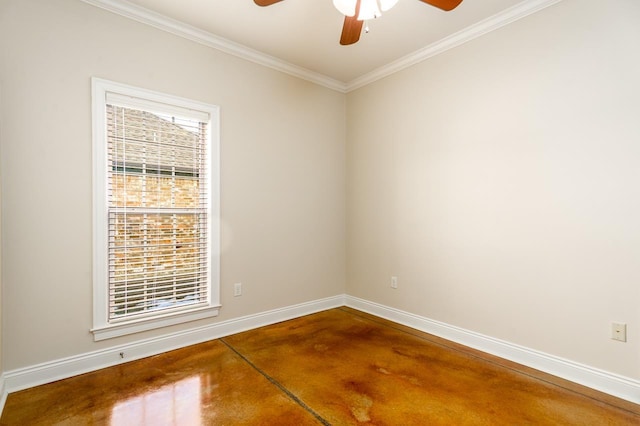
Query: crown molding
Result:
<box><xmin>81</xmin><ymin>0</ymin><xmax>563</xmax><ymax>94</ymax></box>
<box><xmin>346</xmin><ymin>0</ymin><xmax>564</xmax><ymax>91</ymax></box>
<box><xmin>80</xmin><ymin>0</ymin><xmax>348</xmax><ymax>93</ymax></box>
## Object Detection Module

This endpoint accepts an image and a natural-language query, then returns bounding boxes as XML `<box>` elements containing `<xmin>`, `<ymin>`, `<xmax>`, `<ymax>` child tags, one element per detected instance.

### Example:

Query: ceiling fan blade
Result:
<box><xmin>418</xmin><ymin>0</ymin><xmax>463</xmax><ymax>11</ymax></box>
<box><xmin>254</xmin><ymin>0</ymin><xmax>283</xmax><ymax>6</ymax></box>
<box><xmin>339</xmin><ymin>0</ymin><xmax>363</xmax><ymax>46</ymax></box>
<box><xmin>340</xmin><ymin>15</ymin><xmax>364</xmax><ymax>45</ymax></box>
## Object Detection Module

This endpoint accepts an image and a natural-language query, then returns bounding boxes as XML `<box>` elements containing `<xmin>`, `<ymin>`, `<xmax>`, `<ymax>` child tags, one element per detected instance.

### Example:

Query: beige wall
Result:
<box><xmin>347</xmin><ymin>0</ymin><xmax>640</xmax><ymax>379</ymax></box>
<box><xmin>0</xmin><ymin>0</ymin><xmax>346</xmax><ymax>370</ymax></box>
<box><xmin>1</xmin><ymin>0</ymin><xmax>638</xmax><ymax>385</ymax></box>
<box><xmin>0</xmin><ymin>85</ymin><xmax>3</xmax><ymax>376</ymax></box>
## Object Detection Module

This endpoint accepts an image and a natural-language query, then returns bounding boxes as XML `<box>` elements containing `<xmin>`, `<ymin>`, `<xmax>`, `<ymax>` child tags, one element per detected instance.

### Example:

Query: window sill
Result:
<box><xmin>91</xmin><ymin>305</ymin><xmax>221</xmax><ymax>341</ymax></box>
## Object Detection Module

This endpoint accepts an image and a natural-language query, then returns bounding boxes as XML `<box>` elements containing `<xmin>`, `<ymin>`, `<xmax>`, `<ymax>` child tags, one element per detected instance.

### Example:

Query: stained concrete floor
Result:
<box><xmin>2</xmin><ymin>307</ymin><xmax>639</xmax><ymax>425</ymax></box>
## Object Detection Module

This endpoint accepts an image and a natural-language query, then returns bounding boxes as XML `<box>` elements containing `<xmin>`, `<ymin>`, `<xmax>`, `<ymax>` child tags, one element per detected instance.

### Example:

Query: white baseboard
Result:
<box><xmin>345</xmin><ymin>295</ymin><xmax>640</xmax><ymax>404</ymax></box>
<box><xmin>2</xmin><ymin>295</ymin><xmax>345</xmax><ymax>396</ymax></box>
<box><xmin>2</xmin><ymin>293</ymin><xmax>638</xmax><ymax>415</ymax></box>
<box><xmin>0</xmin><ymin>373</ymin><xmax>6</xmax><ymax>417</ymax></box>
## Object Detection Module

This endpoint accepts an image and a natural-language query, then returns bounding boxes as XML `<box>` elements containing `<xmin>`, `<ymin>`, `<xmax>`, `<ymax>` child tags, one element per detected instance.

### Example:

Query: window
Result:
<box><xmin>92</xmin><ymin>78</ymin><xmax>220</xmax><ymax>341</ymax></box>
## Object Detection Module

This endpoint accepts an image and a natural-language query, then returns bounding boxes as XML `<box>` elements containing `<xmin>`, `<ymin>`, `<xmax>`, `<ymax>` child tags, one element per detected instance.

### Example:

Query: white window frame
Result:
<box><xmin>91</xmin><ymin>77</ymin><xmax>220</xmax><ymax>341</ymax></box>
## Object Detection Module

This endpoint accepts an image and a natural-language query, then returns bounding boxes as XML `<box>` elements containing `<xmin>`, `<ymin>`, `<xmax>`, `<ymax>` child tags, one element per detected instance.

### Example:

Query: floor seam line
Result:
<box><xmin>219</xmin><ymin>338</ymin><xmax>331</xmax><ymax>426</ymax></box>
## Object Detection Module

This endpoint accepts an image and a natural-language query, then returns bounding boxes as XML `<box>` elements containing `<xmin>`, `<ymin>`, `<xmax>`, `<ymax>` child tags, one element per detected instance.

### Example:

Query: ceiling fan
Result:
<box><xmin>254</xmin><ymin>0</ymin><xmax>463</xmax><ymax>45</ymax></box>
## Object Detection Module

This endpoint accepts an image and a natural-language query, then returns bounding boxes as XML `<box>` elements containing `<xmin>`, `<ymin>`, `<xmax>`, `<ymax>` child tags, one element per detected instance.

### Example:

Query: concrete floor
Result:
<box><xmin>2</xmin><ymin>307</ymin><xmax>639</xmax><ymax>425</ymax></box>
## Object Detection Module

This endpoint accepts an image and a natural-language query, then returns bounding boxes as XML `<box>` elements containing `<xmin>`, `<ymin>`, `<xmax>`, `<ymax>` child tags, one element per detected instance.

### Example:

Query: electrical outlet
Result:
<box><xmin>391</xmin><ymin>276</ymin><xmax>398</xmax><ymax>289</ymax></box>
<box><xmin>234</xmin><ymin>282</ymin><xmax>242</xmax><ymax>297</ymax></box>
<box><xmin>611</xmin><ymin>322</ymin><xmax>627</xmax><ymax>342</ymax></box>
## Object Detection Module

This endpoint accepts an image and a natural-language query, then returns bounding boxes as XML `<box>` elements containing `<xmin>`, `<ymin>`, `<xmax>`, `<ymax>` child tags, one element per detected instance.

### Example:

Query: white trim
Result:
<box><xmin>0</xmin><ymin>373</ymin><xmax>6</xmax><ymax>418</ymax></box>
<box><xmin>2</xmin><ymin>295</ymin><xmax>345</xmax><ymax>395</ymax></box>
<box><xmin>346</xmin><ymin>0</ymin><xmax>563</xmax><ymax>91</ymax></box>
<box><xmin>345</xmin><ymin>295</ymin><xmax>640</xmax><ymax>404</ymax></box>
<box><xmin>80</xmin><ymin>0</ymin><xmax>562</xmax><ymax>93</ymax></box>
<box><xmin>3</xmin><ymin>294</ymin><xmax>638</xmax><ymax>407</ymax></box>
<box><xmin>91</xmin><ymin>306</ymin><xmax>221</xmax><ymax>341</ymax></box>
<box><xmin>80</xmin><ymin>0</ymin><xmax>347</xmax><ymax>93</ymax></box>
<box><xmin>91</xmin><ymin>77</ymin><xmax>221</xmax><ymax>341</ymax></box>
<box><xmin>96</xmin><ymin>77</ymin><xmax>222</xmax><ymax>117</ymax></box>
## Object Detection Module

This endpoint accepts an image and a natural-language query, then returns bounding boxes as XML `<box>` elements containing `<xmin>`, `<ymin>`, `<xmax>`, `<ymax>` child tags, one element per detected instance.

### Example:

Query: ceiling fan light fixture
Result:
<box><xmin>332</xmin><ymin>0</ymin><xmax>356</xmax><ymax>17</ymax></box>
<box><xmin>333</xmin><ymin>0</ymin><xmax>400</xmax><ymax>21</ymax></box>
<box><xmin>358</xmin><ymin>0</ymin><xmax>382</xmax><ymax>20</ymax></box>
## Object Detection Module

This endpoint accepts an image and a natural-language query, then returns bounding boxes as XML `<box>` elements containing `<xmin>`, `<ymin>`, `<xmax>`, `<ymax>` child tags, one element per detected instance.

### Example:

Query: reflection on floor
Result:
<box><xmin>2</xmin><ymin>307</ymin><xmax>639</xmax><ymax>425</ymax></box>
<box><xmin>110</xmin><ymin>376</ymin><xmax>202</xmax><ymax>424</ymax></box>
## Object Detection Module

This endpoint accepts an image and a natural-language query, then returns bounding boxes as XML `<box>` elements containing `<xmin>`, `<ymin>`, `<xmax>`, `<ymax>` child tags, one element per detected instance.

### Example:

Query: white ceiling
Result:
<box><xmin>85</xmin><ymin>0</ymin><xmax>561</xmax><ymax>91</ymax></box>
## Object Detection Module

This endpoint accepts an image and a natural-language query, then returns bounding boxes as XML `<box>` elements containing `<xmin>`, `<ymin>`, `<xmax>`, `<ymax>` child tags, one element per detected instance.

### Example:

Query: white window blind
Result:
<box><xmin>92</xmin><ymin>78</ymin><xmax>220</xmax><ymax>340</ymax></box>
<box><xmin>107</xmin><ymin>103</ymin><xmax>210</xmax><ymax>321</ymax></box>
